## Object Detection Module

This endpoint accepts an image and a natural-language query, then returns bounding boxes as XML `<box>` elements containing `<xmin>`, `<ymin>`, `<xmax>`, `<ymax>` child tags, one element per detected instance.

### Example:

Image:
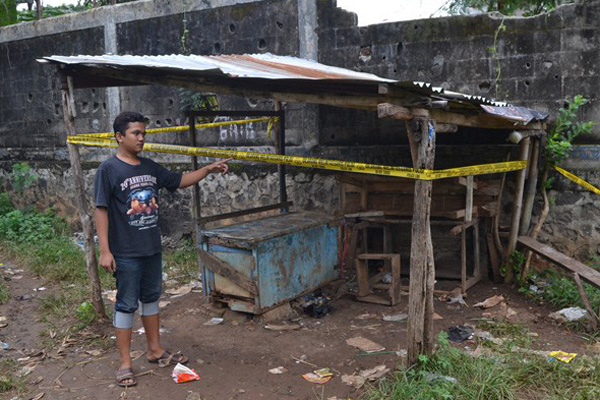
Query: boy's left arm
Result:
<box><xmin>179</xmin><ymin>158</ymin><xmax>232</xmax><ymax>188</ymax></box>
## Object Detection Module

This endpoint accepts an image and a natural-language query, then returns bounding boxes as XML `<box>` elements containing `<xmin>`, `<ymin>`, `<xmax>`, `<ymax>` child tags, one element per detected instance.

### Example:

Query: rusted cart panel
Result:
<box><xmin>201</xmin><ymin>212</ymin><xmax>339</xmax><ymax>314</ymax></box>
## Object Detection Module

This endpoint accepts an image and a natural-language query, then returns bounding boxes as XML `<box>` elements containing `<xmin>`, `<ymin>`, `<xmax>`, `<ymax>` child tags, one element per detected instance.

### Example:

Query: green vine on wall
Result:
<box><xmin>488</xmin><ymin>18</ymin><xmax>506</xmax><ymax>99</ymax></box>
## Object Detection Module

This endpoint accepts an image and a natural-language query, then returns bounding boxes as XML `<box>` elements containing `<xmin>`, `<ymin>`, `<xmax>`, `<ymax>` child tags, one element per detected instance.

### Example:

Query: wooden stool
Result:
<box><xmin>355</xmin><ymin>253</ymin><xmax>401</xmax><ymax>305</ymax></box>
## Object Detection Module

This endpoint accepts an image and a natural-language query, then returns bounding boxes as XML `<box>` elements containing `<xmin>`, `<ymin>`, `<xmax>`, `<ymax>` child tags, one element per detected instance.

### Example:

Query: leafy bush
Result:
<box><xmin>524</xmin><ymin>267</ymin><xmax>600</xmax><ymax>313</ymax></box>
<box><xmin>0</xmin><ymin>208</ymin><xmax>67</xmax><ymax>243</ymax></box>
<box><xmin>75</xmin><ymin>301</ymin><xmax>98</xmax><ymax>325</ymax></box>
<box><xmin>9</xmin><ymin>162</ymin><xmax>36</xmax><ymax>193</ymax></box>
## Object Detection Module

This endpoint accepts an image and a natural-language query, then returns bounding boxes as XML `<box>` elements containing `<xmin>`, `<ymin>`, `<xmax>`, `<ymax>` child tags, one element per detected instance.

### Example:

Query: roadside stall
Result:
<box><xmin>39</xmin><ymin>53</ymin><xmax>547</xmax><ymax>364</ymax></box>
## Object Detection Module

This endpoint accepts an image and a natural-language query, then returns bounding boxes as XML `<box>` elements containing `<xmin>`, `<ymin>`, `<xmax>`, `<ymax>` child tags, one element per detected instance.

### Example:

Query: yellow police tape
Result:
<box><xmin>553</xmin><ymin>165</ymin><xmax>600</xmax><ymax>195</ymax></box>
<box><xmin>77</xmin><ymin>117</ymin><xmax>278</xmax><ymax>139</ymax></box>
<box><xmin>67</xmin><ymin>135</ymin><xmax>526</xmax><ymax>180</ymax></box>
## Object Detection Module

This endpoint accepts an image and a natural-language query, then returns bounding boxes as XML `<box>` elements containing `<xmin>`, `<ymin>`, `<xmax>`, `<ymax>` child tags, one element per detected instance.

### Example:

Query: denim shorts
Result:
<box><xmin>113</xmin><ymin>253</ymin><xmax>162</xmax><ymax>328</ymax></box>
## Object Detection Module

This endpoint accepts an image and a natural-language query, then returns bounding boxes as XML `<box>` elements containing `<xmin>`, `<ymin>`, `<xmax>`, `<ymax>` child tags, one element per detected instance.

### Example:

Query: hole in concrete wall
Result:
<box><xmin>258</xmin><ymin>38</ymin><xmax>267</xmax><ymax>50</ymax></box>
<box><xmin>103</xmin><ymin>102</ymin><xmax>107</xmax><ymax>111</ymax></box>
<box><xmin>54</xmin><ymin>103</ymin><xmax>60</xmax><ymax>116</ymax></box>
<box><xmin>276</xmin><ymin>21</ymin><xmax>283</xmax><ymax>30</ymax></box>
<box><xmin>359</xmin><ymin>45</ymin><xmax>372</xmax><ymax>63</ymax></box>
<box><xmin>166</xmin><ymin>118</ymin><xmax>173</xmax><ymax>125</ymax></box>
<box><xmin>554</xmin><ymin>74</ymin><xmax>560</xmax><ymax>80</ymax></box>
<box><xmin>91</xmin><ymin>88</ymin><xmax>96</xmax><ymax>95</ymax></box>
<box><xmin>81</xmin><ymin>102</ymin><xmax>89</xmax><ymax>113</ymax></box>
<box><xmin>525</xmin><ymin>62</ymin><xmax>531</xmax><ymax>69</ymax></box>
<box><xmin>393</xmin><ymin>68</ymin><xmax>397</xmax><ymax>73</ymax></box>
<box><xmin>397</xmin><ymin>42</ymin><xmax>403</xmax><ymax>53</ymax></box>
<box><xmin>229</xmin><ymin>23</ymin><xmax>236</xmax><ymax>33</ymax></box>
<box><xmin>479</xmin><ymin>81</ymin><xmax>491</xmax><ymax>91</ymax></box>
<box><xmin>27</xmin><ymin>93</ymin><xmax>33</xmax><ymax>102</ymax></box>
<box><xmin>413</xmin><ymin>24</ymin><xmax>418</xmax><ymax>30</ymax></box>
<box><xmin>524</xmin><ymin>80</ymin><xmax>530</xmax><ymax>86</ymax></box>
<box><xmin>93</xmin><ymin>102</ymin><xmax>99</xmax><ymax>113</ymax></box>
<box><xmin>214</xmin><ymin>42</ymin><xmax>221</xmax><ymax>53</ymax></box>
<box><xmin>168</xmin><ymin>98</ymin><xmax>174</xmax><ymax>106</ymax></box>
<box><xmin>382</xmin><ymin>55</ymin><xmax>386</xmax><ymax>60</ymax></box>
<box><xmin>46</xmin><ymin>119</ymin><xmax>52</xmax><ymax>125</ymax></box>
<box><xmin>156</xmin><ymin>120</ymin><xmax>162</xmax><ymax>126</ymax></box>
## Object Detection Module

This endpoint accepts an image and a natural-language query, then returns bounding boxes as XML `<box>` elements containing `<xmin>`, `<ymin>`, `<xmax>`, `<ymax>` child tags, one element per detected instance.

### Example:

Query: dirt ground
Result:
<box><xmin>0</xmin><ymin>259</ymin><xmax>595</xmax><ymax>400</ymax></box>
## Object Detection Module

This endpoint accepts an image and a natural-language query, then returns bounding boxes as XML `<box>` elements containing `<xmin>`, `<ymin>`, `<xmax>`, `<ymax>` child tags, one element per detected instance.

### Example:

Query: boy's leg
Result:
<box><xmin>138</xmin><ymin>253</ymin><xmax>166</xmax><ymax>359</ymax></box>
<box><xmin>141</xmin><ymin>313</ymin><xmax>164</xmax><ymax>359</ymax></box>
<box><xmin>114</xmin><ymin>256</ymin><xmax>142</xmax><ymax>381</ymax></box>
<box><xmin>115</xmin><ymin>328</ymin><xmax>134</xmax><ymax>384</ymax></box>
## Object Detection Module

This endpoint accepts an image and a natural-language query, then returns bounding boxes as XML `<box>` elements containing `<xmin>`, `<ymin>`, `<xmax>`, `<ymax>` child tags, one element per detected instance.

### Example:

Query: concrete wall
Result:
<box><xmin>1</xmin><ymin>0</ymin><xmax>599</xmax><ymax>260</ymax></box>
<box><xmin>315</xmin><ymin>0</ymin><xmax>600</xmax><ymax>259</ymax></box>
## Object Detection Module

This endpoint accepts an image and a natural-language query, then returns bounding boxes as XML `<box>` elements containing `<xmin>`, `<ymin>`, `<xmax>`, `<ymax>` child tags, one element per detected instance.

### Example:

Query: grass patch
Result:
<box><xmin>520</xmin><ymin>260</ymin><xmax>600</xmax><ymax>335</ymax></box>
<box><xmin>0</xmin><ymin>278</ymin><xmax>10</xmax><ymax>304</ymax></box>
<box><xmin>0</xmin><ymin>359</ymin><xmax>25</xmax><ymax>395</ymax></box>
<box><xmin>0</xmin><ymin>196</ymin><xmax>115</xmax><ymax>349</ymax></box>
<box><xmin>363</xmin><ymin>333</ymin><xmax>600</xmax><ymax>400</ymax></box>
<box><xmin>476</xmin><ymin>321</ymin><xmax>533</xmax><ymax>348</ymax></box>
<box><xmin>163</xmin><ymin>241</ymin><xmax>200</xmax><ymax>284</ymax></box>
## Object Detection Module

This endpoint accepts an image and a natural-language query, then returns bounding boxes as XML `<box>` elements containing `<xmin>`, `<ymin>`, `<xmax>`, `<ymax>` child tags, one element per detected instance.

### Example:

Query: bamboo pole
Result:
<box><xmin>405</xmin><ymin>112</ymin><xmax>436</xmax><ymax>366</ymax></box>
<box><xmin>59</xmin><ymin>70</ymin><xmax>107</xmax><ymax>320</ymax></box>
<box><xmin>504</xmin><ymin>137</ymin><xmax>530</xmax><ymax>283</ymax></box>
<box><xmin>520</xmin><ymin>137</ymin><xmax>541</xmax><ymax>235</ymax></box>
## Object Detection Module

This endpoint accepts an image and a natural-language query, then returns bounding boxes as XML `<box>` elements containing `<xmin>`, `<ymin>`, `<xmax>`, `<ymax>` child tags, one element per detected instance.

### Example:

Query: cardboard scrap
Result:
<box><xmin>341</xmin><ymin>365</ymin><xmax>390</xmax><ymax>388</ymax></box>
<box><xmin>355</xmin><ymin>313</ymin><xmax>378</xmax><ymax>320</ymax></box>
<box><xmin>382</xmin><ymin>313</ymin><xmax>408</xmax><ymax>322</ymax></box>
<box><xmin>166</xmin><ymin>285</ymin><xmax>192</xmax><ymax>297</ymax></box>
<box><xmin>302</xmin><ymin>372</ymin><xmax>332</xmax><ymax>384</ymax></box>
<box><xmin>346</xmin><ymin>336</ymin><xmax>385</xmax><ymax>353</ymax></box>
<box><xmin>264</xmin><ymin>324</ymin><xmax>301</xmax><ymax>331</ymax></box>
<box><xmin>474</xmin><ymin>295</ymin><xmax>505</xmax><ymax>309</ymax></box>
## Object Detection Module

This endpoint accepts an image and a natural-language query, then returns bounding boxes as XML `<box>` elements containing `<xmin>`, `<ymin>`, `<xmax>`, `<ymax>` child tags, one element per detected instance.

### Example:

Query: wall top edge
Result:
<box><xmin>0</xmin><ymin>0</ymin><xmax>261</xmax><ymax>44</ymax></box>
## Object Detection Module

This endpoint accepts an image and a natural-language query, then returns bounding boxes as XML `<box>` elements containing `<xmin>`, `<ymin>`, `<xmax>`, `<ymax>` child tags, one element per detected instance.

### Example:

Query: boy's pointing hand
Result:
<box><xmin>205</xmin><ymin>158</ymin><xmax>232</xmax><ymax>174</ymax></box>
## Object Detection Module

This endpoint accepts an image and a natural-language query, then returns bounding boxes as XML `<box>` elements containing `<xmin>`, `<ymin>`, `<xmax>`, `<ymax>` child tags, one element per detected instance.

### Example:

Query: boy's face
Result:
<box><xmin>116</xmin><ymin>122</ymin><xmax>146</xmax><ymax>154</ymax></box>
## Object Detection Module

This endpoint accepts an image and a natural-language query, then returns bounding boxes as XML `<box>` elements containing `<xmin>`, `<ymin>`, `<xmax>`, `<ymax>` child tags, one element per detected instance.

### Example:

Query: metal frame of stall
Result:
<box><xmin>185</xmin><ymin>109</ymin><xmax>290</xmax><ymax>299</ymax></box>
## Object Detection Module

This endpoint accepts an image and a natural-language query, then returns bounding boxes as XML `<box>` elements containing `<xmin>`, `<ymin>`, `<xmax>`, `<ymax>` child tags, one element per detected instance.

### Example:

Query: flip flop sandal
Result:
<box><xmin>116</xmin><ymin>367</ymin><xmax>137</xmax><ymax>387</ymax></box>
<box><xmin>148</xmin><ymin>351</ymin><xmax>188</xmax><ymax>367</ymax></box>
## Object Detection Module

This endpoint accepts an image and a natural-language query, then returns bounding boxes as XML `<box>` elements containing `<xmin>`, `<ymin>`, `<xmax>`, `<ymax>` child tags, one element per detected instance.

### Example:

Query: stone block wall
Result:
<box><xmin>316</xmin><ymin>0</ymin><xmax>600</xmax><ymax>143</ymax></box>
<box><xmin>1</xmin><ymin>0</ymin><xmax>599</xmax><ymax>260</ymax></box>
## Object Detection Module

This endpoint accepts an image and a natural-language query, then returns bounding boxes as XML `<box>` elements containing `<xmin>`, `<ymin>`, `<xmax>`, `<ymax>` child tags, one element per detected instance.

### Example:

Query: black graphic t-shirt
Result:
<box><xmin>94</xmin><ymin>156</ymin><xmax>182</xmax><ymax>257</ymax></box>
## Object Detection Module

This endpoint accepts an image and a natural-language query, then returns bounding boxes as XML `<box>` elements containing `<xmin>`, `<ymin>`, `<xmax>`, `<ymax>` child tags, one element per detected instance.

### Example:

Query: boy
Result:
<box><xmin>95</xmin><ymin>111</ymin><xmax>230</xmax><ymax>387</ymax></box>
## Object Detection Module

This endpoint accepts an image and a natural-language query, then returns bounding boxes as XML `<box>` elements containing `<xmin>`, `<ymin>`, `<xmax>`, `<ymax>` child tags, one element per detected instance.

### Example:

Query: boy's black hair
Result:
<box><xmin>113</xmin><ymin>111</ymin><xmax>146</xmax><ymax>137</ymax></box>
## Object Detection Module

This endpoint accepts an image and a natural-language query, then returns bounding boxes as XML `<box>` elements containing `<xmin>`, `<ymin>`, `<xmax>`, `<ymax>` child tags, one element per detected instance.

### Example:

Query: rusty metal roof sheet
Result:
<box><xmin>41</xmin><ymin>53</ymin><xmax>396</xmax><ymax>82</ymax></box>
<box><xmin>39</xmin><ymin>53</ymin><xmax>547</xmax><ymax>123</ymax></box>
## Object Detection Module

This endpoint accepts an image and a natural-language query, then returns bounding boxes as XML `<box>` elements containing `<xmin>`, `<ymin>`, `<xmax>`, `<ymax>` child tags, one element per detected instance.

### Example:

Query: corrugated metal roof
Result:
<box><xmin>41</xmin><ymin>53</ymin><xmax>397</xmax><ymax>82</ymax></box>
<box><xmin>39</xmin><ymin>53</ymin><xmax>547</xmax><ymax>123</ymax></box>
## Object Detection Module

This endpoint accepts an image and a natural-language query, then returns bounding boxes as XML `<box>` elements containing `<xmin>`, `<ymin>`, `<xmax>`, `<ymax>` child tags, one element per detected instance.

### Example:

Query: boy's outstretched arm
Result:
<box><xmin>179</xmin><ymin>158</ymin><xmax>232</xmax><ymax>189</ymax></box>
<box><xmin>95</xmin><ymin>207</ymin><xmax>116</xmax><ymax>273</ymax></box>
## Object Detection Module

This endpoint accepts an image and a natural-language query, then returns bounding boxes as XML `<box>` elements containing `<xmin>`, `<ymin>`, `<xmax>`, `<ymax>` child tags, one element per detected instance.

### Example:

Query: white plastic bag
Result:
<box><xmin>172</xmin><ymin>363</ymin><xmax>200</xmax><ymax>383</ymax></box>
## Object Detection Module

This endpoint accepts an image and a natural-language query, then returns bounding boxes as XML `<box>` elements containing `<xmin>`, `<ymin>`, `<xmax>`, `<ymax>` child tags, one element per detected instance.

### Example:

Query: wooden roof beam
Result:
<box><xmin>377</xmin><ymin>103</ymin><xmax>545</xmax><ymax>131</ymax></box>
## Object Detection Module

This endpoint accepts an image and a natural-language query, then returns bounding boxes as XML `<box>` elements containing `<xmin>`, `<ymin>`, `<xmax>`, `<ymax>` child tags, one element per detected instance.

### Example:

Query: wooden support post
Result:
<box><xmin>573</xmin><ymin>273</ymin><xmax>599</xmax><ymax>331</ymax></box>
<box><xmin>462</xmin><ymin>176</ymin><xmax>473</xmax><ymax>293</ymax></box>
<box><xmin>355</xmin><ymin>258</ymin><xmax>370</xmax><ymax>297</ymax></box>
<box><xmin>465</xmin><ymin>176</ymin><xmax>473</xmax><ymax>223</ymax></box>
<box><xmin>59</xmin><ymin>70</ymin><xmax>107</xmax><ymax>320</ymax></box>
<box><xmin>504</xmin><ymin>137</ymin><xmax>530</xmax><ymax>283</ymax></box>
<box><xmin>520</xmin><ymin>136</ymin><xmax>540</xmax><ymax>235</ymax></box>
<box><xmin>405</xmin><ymin>112</ymin><xmax>436</xmax><ymax>366</ymax></box>
<box><xmin>390</xmin><ymin>254</ymin><xmax>402</xmax><ymax>305</ymax></box>
<box><xmin>487</xmin><ymin>232</ymin><xmax>501</xmax><ymax>281</ymax></box>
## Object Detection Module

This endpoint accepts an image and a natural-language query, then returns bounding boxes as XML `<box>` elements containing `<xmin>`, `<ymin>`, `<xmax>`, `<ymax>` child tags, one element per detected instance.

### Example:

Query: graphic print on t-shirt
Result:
<box><xmin>126</xmin><ymin>188</ymin><xmax>159</xmax><ymax>229</ymax></box>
